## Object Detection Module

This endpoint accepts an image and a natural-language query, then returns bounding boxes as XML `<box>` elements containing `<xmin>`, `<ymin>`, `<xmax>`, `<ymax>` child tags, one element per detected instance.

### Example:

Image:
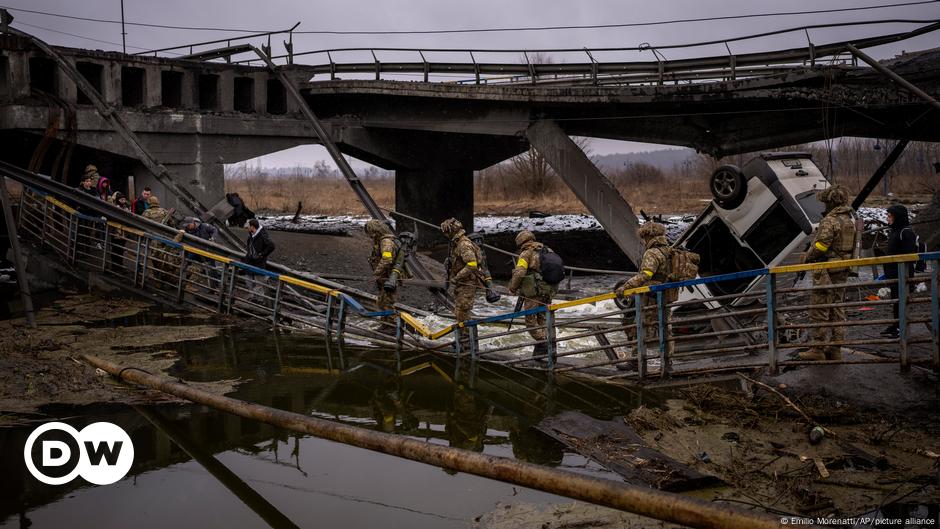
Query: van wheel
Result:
<box><xmin>710</xmin><ymin>165</ymin><xmax>747</xmax><ymax>209</ymax></box>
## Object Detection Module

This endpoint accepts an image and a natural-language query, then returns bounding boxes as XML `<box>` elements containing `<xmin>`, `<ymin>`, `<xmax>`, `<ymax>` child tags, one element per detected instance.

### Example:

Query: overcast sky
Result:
<box><xmin>7</xmin><ymin>0</ymin><xmax>940</xmax><ymax>168</ymax></box>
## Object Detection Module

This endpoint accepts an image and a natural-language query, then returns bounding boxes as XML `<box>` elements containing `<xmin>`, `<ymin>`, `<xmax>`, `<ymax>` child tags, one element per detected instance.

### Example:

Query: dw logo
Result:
<box><xmin>23</xmin><ymin>422</ymin><xmax>134</xmax><ymax>485</ymax></box>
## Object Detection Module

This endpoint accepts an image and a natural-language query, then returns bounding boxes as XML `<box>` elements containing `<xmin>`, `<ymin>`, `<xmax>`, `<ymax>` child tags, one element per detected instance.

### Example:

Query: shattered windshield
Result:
<box><xmin>796</xmin><ymin>190</ymin><xmax>826</xmax><ymax>224</ymax></box>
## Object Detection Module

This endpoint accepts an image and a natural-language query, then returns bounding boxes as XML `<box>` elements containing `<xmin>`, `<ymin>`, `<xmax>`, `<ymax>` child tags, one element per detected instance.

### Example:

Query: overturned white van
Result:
<box><xmin>674</xmin><ymin>152</ymin><xmax>831</xmax><ymax>304</ymax></box>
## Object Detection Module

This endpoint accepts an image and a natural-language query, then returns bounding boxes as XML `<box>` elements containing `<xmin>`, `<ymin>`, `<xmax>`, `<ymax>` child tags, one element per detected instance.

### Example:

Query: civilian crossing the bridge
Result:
<box><xmin>183</xmin><ymin>216</ymin><xmax>217</xmax><ymax>242</ymax></box>
<box><xmin>881</xmin><ymin>204</ymin><xmax>919</xmax><ymax>340</ymax></box>
<box><xmin>508</xmin><ymin>230</ymin><xmax>563</xmax><ymax>357</ymax></box>
<box><xmin>244</xmin><ymin>218</ymin><xmax>276</xmax><ymax>308</ymax></box>
<box><xmin>441</xmin><ymin>217</ymin><xmax>484</xmax><ymax>324</ymax></box>
<box><xmin>799</xmin><ymin>185</ymin><xmax>858</xmax><ymax>361</ymax></box>
<box><xmin>76</xmin><ymin>171</ymin><xmax>97</xmax><ymax>198</ymax></box>
<box><xmin>132</xmin><ymin>187</ymin><xmax>152</xmax><ymax>215</ymax></box>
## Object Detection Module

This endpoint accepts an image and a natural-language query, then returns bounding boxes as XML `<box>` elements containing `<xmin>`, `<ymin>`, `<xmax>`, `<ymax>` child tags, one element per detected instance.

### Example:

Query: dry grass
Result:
<box><xmin>225</xmin><ymin>138</ymin><xmax>940</xmax><ymax>216</ymax></box>
<box><xmin>226</xmin><ymin>176</ymin><xmax>395</xmax><ymax>215</ymax></box>
<box><xmin>225</xmin><ymin>174</ymin><xmax>709</xmax><ymax>216</ymax></box>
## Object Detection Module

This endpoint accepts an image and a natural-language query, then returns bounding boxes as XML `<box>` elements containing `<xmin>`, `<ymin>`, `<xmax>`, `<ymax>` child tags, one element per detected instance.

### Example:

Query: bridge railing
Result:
<box><xmin>15</xmin><ymin>187</ymin><xmax>418</xmax><ymax>349</ymax></box>
<box><xmin>229</xmin><ymin>19</ymin><xmax>940</xmax><ymax>86</ymax></box>
<box><xmin>14</xmin><ymin>183</ymin><xmax>940</xmax><ymax>379</ymax></box>
<box><xmin>394</xmin><ymin>254</ymin><xmax>939</xmax><ymax>378</ymax></box>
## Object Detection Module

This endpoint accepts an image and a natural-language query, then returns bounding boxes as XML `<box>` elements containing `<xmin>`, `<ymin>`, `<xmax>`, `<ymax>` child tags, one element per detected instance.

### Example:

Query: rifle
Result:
<box><xmin>443</xmin><ymin>256</ymin><xmax>452</xmax><ymax>292</ymax></box>
<box><xmin>468</xmin><ymin>232</ymin><xmax>500</xmax><ymax>303</ymax></box>
<box><xmin>383</xmin><ymin>232</ymin><xmax>416</xmax><ymax>292</ymax></box>
<box><xmin>507</xmin><ymin>295</ymin><xmax>525</xmax><ymax>332</ymax></box>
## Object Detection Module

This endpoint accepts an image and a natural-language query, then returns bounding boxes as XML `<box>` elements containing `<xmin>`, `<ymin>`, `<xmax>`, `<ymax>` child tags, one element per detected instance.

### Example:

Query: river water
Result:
<box><xmin>1</xmin><ymin>326</ymin><xmax>655</xmax><ymax>529</ymax></box>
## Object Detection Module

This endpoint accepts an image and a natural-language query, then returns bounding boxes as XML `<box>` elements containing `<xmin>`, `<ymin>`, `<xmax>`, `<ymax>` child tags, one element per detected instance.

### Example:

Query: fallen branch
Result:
<box><xmin>737</xmin><ymin>373</ymin><xmax>835</xmax><ymax>438</ymax></box>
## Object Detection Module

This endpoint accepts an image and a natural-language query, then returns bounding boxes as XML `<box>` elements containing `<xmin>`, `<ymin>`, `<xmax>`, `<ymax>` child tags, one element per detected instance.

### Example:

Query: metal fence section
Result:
<box><xmin>16</xmin><ymin>188</ymin><xmax>421</xmax><ymax>352</ymax></box>
<box><xmin>14</xmin><ymin>184</ymin><xmax>940</xmax><ymax>380</ymax></box>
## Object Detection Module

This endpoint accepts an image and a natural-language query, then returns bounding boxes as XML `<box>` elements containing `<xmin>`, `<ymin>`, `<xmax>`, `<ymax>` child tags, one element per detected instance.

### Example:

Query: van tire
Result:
<box><xmin>710</xmin><ymin>165</ymin><xmax>747</xmax><ymax>209</ymax></box>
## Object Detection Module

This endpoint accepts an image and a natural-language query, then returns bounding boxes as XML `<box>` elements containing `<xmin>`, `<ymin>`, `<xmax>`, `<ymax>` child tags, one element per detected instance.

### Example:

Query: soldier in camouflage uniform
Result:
<box><xmin>508</xmin><ymin>230</ymin><xmax>556</xmax><ymax>356</ymax></box>
<box><xmin>800</xmin><ymin>185</ymin><xmax>857</xmax><ymax>361</ymax></box>
<box><xmin>141</xmin><ymin>196</ymin><xmax>172</xmax><ymax>225</ymax></box>
<box><xmin>614</xmin><ymin>222</ymin><xmax>676</xmax><ymax>354</ymax></box>
<box><xmin>364</xmin><ymin>220</ymin><xmax>399</xmax><ymax>312</ymax></box>
<box><xmin>140</xmin><ymin>196</ymin><xmax>180</xmax><ymax>285</ymax></box>
<box><xmin>441</xmin><ymin>218</ymin><xmax>484</xmax><ymax>323</ymax></box>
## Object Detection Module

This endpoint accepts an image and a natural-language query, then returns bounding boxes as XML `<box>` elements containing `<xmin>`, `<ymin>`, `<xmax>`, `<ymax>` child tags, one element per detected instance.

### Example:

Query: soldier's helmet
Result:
<box><xmin>440</xmin><ymin>218</ymin><xmax>463</xmax><ymax>237</ymax></box>
<box><xmin>148</xmin><ymin>195</ymin><xmax>160</xmax><ymax>206</ymax></box>
<box><xmin>637</xmin><ymin>222</ymin><xmax>666</xmax><ymax>240</ymax></box>
<box><xmin>816</xmin><ymin>185</ymin><xmax>849</xmax><ymax>206</ymax></box>
<box><xmin>83</xmin><ymin>164</ymin><xmax>98</xmax><ymax>177</ymax></box>
<box><xmin>364</xmin><ymin>219</ymin><xmax>392</xmax><ymax>238</ymax></box>
<box><xmin>515</xmin><ymin>230</ymin><xmax>536</xmax><ymax>247</ymax></box>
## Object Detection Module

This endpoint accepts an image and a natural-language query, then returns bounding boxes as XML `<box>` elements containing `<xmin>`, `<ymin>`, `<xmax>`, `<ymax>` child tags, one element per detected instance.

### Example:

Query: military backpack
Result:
<box><xmin>666</xmin><ymin>247</ymin><xmax>700</xmax><ymax>283</ymax></box>
<box><xmin>538</xmin><ymin>247</ymin><xmax>565</xmax><ymax>285</ymax></box>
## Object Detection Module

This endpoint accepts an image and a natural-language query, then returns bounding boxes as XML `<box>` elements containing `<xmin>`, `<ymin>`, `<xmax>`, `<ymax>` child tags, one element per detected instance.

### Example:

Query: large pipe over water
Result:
<box><xmin>84</xmin><ymin>354</ymin><xmax>788</xmax><ymax>529</ymax></box>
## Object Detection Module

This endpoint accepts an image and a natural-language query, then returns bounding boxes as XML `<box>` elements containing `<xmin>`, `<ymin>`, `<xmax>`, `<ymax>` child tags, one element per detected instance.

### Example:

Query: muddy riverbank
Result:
<box><xmin>0</xmin><ymin>293</ymin><xmax>236</xmax><ymax>422</ymax></box>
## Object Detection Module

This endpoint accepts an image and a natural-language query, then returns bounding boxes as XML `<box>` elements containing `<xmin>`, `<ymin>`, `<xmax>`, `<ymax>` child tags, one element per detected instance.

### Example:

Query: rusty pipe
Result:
<box><xmin>84</xmin><ymin>354</ymin><xmax>785</xmax><ymax>529</ymax></box>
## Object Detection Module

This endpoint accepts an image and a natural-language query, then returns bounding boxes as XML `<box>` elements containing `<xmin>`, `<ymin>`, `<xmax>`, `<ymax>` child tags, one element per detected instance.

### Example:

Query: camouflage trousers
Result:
<box><xmin>453</xmin><ymin>284</ymin><xmax>478</xmax><ymax>323</ymax></box>
<box><xmin>622</xmin><ymin>292</ymin><xmax>675</xmax><ymax>354</ymax></box>
<box><xmin>374</xmin><ymin>280</ymin><xmax>397</xmax><ymax>312</ymax></box>
<box><xmin>147</xmin><ymin>243</ymin><xmax>182</xmax><ymax>286</ymax></box>
<box><xmin>810</xmin><ymin>269</ymin><xmax>848</xmax><ymax>346</ymax></box>
<box><xmin>522</xmin><ymin>293</ymin><xmax>554</xmax><ymax>342</ymax></box>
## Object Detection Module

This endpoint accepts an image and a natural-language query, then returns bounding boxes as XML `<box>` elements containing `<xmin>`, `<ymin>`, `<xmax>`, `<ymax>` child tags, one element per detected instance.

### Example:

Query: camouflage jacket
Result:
<box><xmin>620</xmin><ymin>236</ymin><xmax>670</xmax><ymax>291</ymax></box>
<box><xmin>369</xmin><ymin>235</ymin><xmax>398</xmax><ymax>280</ymax></box>
<box><xmin>448</xmin><ymin>231</ymin><xmax>484</xmax><ymax>287</ymax></box>
<box><xmin>142</xmin><ymin>207</ymin><xmax>170</xmax><ymax>224</ymax></box>
<box><xmin>509</xmin><ymin>241</ymin><xmax>544</xmax><ymax>292</ymax></box>
<box><xmin>807</xmin><ymin>205</ymin><xmax>856</xmax><ymax>263</ymax></box>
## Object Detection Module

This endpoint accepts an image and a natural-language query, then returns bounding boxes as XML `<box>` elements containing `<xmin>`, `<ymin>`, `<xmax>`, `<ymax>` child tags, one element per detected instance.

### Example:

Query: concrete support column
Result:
<box><xmin>104</xmin><ymin>62</ymin><xmax>120</xmax><ymax>106</ymax></box>
<box><xmin>144</xmin><ymin>65</ymin><xmax>161</xmax><ymax>108</ymax></box>
<box><xmin>180</xmin><ymin>70</ymin><xmax>195</xmax><ymax>109</ymax></box>
<box><xmin>56</xmin><ymin>59</ymin><xmax>77</xmax><ymax>103</ymax></box>
<box><xmin>395</xmin><ymin>168</ymin><xmax>473</xmax><ymax>247</ymax></box>
<box><xmin>253</xmin><ymin>72</ymin><xmax>267</xmax><ymax>114</ymax></box>
<box><xmin>8</xmin><ymin>51</ymin><xmax>29</xmax><ymax>99</ymax></box>
<box><xmin>218</xmin><ymin>70</ymin><xmax>234</xmax><ymax>112</ymax></box>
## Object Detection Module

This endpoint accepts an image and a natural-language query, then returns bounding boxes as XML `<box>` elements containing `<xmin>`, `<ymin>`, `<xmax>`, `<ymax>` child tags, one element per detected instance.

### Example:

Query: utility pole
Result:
<box><xmin>120</xmin><ymin>0</ymin><xmax>126</xmax><ymax>54</ymax></box>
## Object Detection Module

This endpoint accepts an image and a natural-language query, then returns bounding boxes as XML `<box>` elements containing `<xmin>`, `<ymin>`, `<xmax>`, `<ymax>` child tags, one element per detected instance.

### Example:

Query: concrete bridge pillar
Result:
<box><xmin>333</xmin><ymin>126</ymin><xmax>527</xmax><ymax>247</ymax></box>
<box><xmin>396</xmin><ymin>167</ymin><xmax>474</xmax><ymax>246</ymax></box>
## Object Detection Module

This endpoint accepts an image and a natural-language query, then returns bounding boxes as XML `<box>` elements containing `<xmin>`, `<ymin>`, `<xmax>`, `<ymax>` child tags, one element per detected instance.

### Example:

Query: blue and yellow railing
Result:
<box><xmin>15</xmin><ymin>185</ymin><xmax>940</xmax><ymax>377</ymax></box>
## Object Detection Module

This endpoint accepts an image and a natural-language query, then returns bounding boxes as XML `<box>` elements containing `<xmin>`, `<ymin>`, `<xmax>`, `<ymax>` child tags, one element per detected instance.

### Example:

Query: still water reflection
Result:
<box><xmin>2</xmin><ymin>328</ymin><xmax>653</xmax><ymax>529</ymax></box>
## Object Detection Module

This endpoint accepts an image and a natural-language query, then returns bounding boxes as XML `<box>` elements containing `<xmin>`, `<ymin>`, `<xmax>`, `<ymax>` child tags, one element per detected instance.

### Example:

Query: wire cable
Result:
<box><xmin>12</xmin><ymin>21</ymin><xmax>185</xmax><ymax>55</ymax></box>
<box><xmin>2</xmin><ymin>0</ymin><xmax>938</xmax><ymax>35</ymax></box>
<box><xmin>293</xmin><ymin>1</ymin><xmax>940</xmax><ymax>35</ymax></box>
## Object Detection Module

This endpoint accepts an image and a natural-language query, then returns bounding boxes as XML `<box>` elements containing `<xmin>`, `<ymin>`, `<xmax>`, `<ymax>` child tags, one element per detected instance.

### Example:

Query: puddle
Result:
<box><xmin>1</xmin><ymin>328</ymin><xmax>657</xmax><ymax>529</ymax></box>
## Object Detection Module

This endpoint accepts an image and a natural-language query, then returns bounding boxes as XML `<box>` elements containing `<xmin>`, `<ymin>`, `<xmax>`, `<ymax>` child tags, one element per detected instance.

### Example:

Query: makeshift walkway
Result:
<box><xmin>3</xmin><ymin>161</ymin><xmax>939</xmax><ymax>381</ymax></box>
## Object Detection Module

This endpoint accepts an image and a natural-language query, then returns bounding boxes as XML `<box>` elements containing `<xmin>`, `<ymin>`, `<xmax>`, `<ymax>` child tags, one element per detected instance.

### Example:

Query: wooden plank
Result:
<box><xmin>536</xmin><ymin>411</ymin><xmax>723</xmax><ymax>492</ymax></box>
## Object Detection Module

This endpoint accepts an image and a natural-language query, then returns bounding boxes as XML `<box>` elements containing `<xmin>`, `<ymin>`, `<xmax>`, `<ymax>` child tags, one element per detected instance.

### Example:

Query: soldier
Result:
<box><xmin>441</xmin><ymin>218</ymin><xmax>484</xmax><ymax>323</ymax></box>
<box><xmin>141</xmin><ymin>196</ymin><xmax>172</xmax><ymax>225</ymax></box>
<box><xmin>508</xmin><ymin>230</ymin><xmax>557</xmax><ymax>356</ymax></box>
<box><xmin>614</xmin><ymin>222</ymin><xmax>675</xmax><ymax>357</ymax></box>
<box><xmin>364</xmin><ymin>219</ymin><xmax>399</xmax><ymax>312</ymax></box>
<box><xmin>800</xmin><ymin>185</ymin><xmax>857</xmax><ymax>361</ymax></box>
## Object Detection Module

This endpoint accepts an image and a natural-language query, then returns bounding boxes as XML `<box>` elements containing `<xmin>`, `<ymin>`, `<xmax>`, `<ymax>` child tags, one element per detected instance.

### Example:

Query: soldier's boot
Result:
<box><xmin>532</xmin><ymin>342</ymin><xmax>549</xmax><ymax>358</ymax></box>
<box><xmin>825</xmin><ymin>346</ymin><xmax>843</xmax><ymax>361</ymax></box>
<box><xmin>798</xmin><ymin>348</ymin><xmax>827</xmax><ymax>361</ymax></box>
<box><xmin>615</xmin><ymin>348</ymin><xmax>636</xmax><ymax>371</ymax></box>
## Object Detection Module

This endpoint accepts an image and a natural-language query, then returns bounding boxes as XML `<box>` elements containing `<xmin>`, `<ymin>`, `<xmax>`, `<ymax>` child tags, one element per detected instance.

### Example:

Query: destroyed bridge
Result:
<box><xmin>1</xmin><ymin>16</ymin><xmax>940</xmax><ymax>262</ymax></box>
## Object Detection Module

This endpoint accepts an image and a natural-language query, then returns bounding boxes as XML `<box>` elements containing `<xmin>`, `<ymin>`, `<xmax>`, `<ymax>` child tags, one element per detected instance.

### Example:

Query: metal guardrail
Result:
<box><xmin>227</xmin><ymin>19</ymin><xmax>940</xmax><ymax>86</ymax></box>
<box><xmin>14</xmin><ymin>182</ymin><xmax>940</xmax><ymax>380</ymax></box>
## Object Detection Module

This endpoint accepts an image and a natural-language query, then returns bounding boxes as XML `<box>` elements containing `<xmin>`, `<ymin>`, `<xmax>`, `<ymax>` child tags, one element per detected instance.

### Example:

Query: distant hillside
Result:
<box><xmin>593</xmin><ymin>148</ymin><xmax>696</xmax><ymax>171</ymax></box>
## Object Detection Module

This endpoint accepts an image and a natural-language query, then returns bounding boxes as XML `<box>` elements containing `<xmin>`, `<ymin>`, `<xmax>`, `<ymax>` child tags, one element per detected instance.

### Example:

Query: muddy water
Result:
<box><xmin>1</xmin><ymin>328</ymin><xmax>654</xmax><ymax>529</ymax></box>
